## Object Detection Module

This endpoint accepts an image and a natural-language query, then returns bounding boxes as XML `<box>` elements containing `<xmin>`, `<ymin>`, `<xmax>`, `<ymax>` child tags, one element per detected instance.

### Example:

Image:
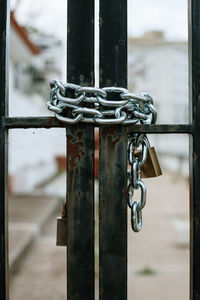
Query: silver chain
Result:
<box><xmin>127</xmin><ymin>134</ymin><xmax>149</xmax><ymax>232</ymax></box>
<box><xmin>47</xmin><ymin>80</ymin><xmax>157</xmax><ymax>125</ymax></box>
<box><xmin>47</xmin><ymin>80</ymin><xmax>157</xmax><ymax>233</ymax></box>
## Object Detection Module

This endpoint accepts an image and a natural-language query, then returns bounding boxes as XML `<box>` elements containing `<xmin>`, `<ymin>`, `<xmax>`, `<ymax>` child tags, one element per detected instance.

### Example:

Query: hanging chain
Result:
<box><xmin>47</xmin><ymin>80</ymin><xmax>157</xmax><ymax>125</ymax></box>
<box><xmin>127</xmin><ymin>134</ymin><xmax>149</xmax><ymax>232</ymax></box>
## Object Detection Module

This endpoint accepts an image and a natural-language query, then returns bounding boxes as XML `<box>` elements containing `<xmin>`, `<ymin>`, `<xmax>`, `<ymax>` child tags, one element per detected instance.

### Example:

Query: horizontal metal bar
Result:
<box><xmin>125</xmin><ymin>124</ymin><xmax>193</xmax><ymax>134</ymax></box>
<box><xmin>3</xmin><ymin>117</ymin><xmax>193</xmax><ymax>133</ymax></box>
<box><xmin>4</xmin><ymin>116</ymin><xmax>63</xmax><ymax>128</ymax></box>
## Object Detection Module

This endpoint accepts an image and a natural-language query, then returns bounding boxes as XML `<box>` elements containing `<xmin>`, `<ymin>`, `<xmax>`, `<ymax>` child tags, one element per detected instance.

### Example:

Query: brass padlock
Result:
<box><xmin>135</xmin><ymin>146</ymin><xmax>162</xmax><ymax>178</ymax></box>
<box><xmin>56</xmin><ymin>201</ymin><xmax>67</xmax><ymax>246</ymax></box>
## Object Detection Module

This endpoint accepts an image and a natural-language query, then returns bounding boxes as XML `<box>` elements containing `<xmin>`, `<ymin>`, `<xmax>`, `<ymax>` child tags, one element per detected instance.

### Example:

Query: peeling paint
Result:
<box><xmin>112</xmin><ymin>134</ymin><xmax>122</xmax><ymax>146</ymax></box>
<box><xmin>101</xmin><ymin>126</ymin><xmax>117</xmax><ymax>137</ymax></box>
<box><xmin>67</xmin><ymin>133</ymin><xmax>85</xmax><ymax>169</ymax></box>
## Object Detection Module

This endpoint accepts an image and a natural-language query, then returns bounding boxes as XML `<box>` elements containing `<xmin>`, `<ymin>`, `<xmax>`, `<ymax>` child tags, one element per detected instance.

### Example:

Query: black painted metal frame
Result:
<box><xmin>99</xmin><ymin>0</ymin><xmax>127</xmax><ymax>298</ymax></box>
<box><xmin>0</xmin><ymin>1</ymin><xmax>9</xmax><ymax>299</ymax></box>
<box><xmin>1</xmin><ymin>0</ymin><xmax>200</xmax><ymax>299</ymax></box>
<box><xmin>66</xmin><ymin>0</ymin><xmax>94</xmax><ymax>298</ymax></box>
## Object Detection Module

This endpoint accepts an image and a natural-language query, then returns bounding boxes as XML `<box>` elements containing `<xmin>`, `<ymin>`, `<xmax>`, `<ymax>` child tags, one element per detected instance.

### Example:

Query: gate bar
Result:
<box><xmin>66</xmin><ymin>0</ymin><xmax>95</xmax><ymax>299</ymax></box>
<box><xmin>4</xmin><ymin>117</ymin><xmax>193</xmax><ymax>133</ymax></box>
<box><xmin>0</xmin><ymin>0</ymin><xmax>9</xmax><ymax>299</ymax></box>
<box><xmin>99</xmin><ymin>0</ymin><xmax>127</xmax><ymax>298</ymax></box>
<box><xmin>189</xmin><ymin>0</ymin><xmax>200</xmax><ymax>299</ymax></box>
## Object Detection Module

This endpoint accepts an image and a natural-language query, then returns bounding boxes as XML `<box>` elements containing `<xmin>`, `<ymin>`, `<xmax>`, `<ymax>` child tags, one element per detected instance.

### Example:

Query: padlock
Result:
<box><xmin>135</xmin><ymin>146</ymin><xmax>162</xmax><ymax>178</ymax></box>
<box><xmin>56</xmin><ymin>201</ymin><xmax>67</xmax><ymax>246</ymax></box>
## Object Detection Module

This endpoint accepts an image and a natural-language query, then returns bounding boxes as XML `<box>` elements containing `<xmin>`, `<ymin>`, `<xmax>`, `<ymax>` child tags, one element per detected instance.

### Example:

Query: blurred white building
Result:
<box><xmin>9</xmin><ymin>12</ymin><xmax>65</xmax><ymax>195</ymax></box>
<box><xmin>128</xmin><ymin>31</ymin><xmax>189</xmax><ymax>175</ymax></box>
<box><xmin>9</xmin><ymin>11</ymin><xmax>46</xmax><ymax>117</ymax></box>
<box><xmin>129</xmin><ymin>30</ymin><xmax>188</xmax><ymax>124</ymax></box>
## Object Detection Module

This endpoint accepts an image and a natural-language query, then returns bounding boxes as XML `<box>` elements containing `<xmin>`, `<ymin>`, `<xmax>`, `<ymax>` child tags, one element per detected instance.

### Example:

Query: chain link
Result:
<box><xmin>47</xmin><ymin>80</ymin><xmax>157</xmax><ymax>125</ymax></box>
<box><xmin>47</xmin><ymin>80</ymin><xmax>158</xmax><ymax>233</ymax></box>
<box><xmin>127</xmin><ymin>134</ymin><xmax>148</xmax><ymax>232</ymax></box>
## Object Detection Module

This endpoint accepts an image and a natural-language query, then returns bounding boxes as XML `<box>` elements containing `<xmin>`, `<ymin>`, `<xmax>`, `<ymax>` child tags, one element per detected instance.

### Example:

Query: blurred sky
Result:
<box><xmin>11</xmin><ymin>0</ymin><xmax>188</xmax><ymax>40</ymax></box>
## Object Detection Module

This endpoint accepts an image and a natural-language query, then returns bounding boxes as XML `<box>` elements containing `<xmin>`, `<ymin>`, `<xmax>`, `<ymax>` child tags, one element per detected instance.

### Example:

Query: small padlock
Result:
<box><xmin>135</xmin><ymin>146</ymin><xmax>162</xmax><ymax>178</ymax></box>
<box><xmin>56</xmin><ymin>201</ymin><xmax>67</xmax><ymax>246</ymax></box>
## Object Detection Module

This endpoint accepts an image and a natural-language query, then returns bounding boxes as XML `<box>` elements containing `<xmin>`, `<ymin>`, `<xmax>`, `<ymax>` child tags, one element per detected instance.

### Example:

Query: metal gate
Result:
<box><xmin>0</xmin><ymin>0</ymin><xmax>200</xmax><ymax>299</ymax></box>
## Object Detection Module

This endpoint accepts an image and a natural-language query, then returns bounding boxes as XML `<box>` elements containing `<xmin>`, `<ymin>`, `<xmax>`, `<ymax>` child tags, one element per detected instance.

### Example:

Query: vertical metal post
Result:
<box><xmin>0</xmin><ymin>0</ymin><xmax>9</xmax><ymax>299</ymax></box>
<box><xmin>189</xmin><ymin>1</ymin><xmax>200</xmax><ymax>299</ymax></box>
<box><xmin>99</xmin><ymin>0</ymin><xmax>127</xmax><ymax>299</ymax></box>
<box><xmin>66</xmin><ymin>0</ymin><xmax>94</xmax><ymax>299</ymax></box>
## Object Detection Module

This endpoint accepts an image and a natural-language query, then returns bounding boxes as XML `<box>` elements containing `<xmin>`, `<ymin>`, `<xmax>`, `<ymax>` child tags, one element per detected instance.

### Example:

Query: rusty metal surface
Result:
<box><xmin>99</xmin><ymin>126</ymin><xmax>127</xmax><ymax>299</ymax></box>
<box><xmin>99</xmin><ymin>0</ymin><xmax>127</xmax><ymax>298</ymax></box>
<box><xmin>0</xmin><ymin>0</ymin><xmax>9</xmax><ymax>299</ymax></box>
<box><xmin>67</xmin><ymin>125</ymin><xmax>94</xmax><ymax>299</ymax></box>
<box><xmin>56</xmin><ymin>217</ymin><xmax>68</xmax><ymax>246</ymax></box>
<box><xmin>189</xmin><ymin>1</ymin><xmax>200</xmax><ymax>299</ymax></box>
<box><xmin>66</xmin><ymin>0</ymin><xmax>94</xmax><ymax>299</ymax></box>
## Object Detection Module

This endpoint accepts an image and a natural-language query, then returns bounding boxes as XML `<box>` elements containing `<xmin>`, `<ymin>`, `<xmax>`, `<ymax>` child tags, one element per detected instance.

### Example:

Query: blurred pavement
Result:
<box><xmin>9</xmin><ymin>172</ymin><xmax>189</xmax><ymax>300</ymax></box>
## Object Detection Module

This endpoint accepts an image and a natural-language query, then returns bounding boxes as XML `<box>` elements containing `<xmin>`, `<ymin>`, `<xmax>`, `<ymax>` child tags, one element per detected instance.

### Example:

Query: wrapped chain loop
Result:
<box><xmin>47</xmin><ymin>80</ymin><xmax>157</xmax><ymax>125</ymax></box>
